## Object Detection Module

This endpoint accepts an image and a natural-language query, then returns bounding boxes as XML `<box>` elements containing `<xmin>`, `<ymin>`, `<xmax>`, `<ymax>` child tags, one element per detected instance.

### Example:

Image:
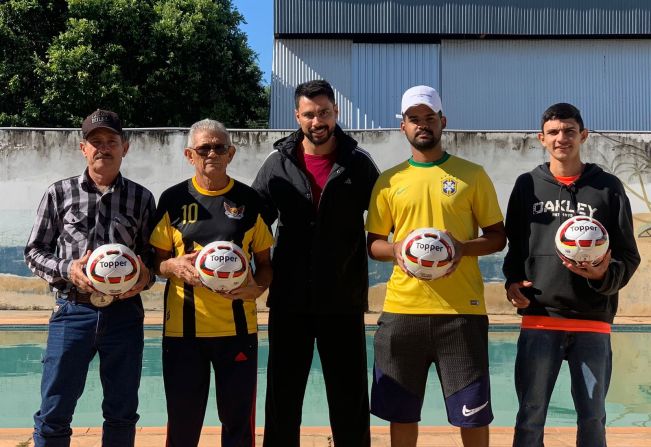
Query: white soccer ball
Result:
<box><xmin>401</xmin><ymin>228</ymin><xmax>455</xmax><ymax>280</ymax></box>
<box><xmin>555</xmin><ymin>216</ymin><xmax>609</xmax><ymax>265</ymax></box>
<box><xmin>86</xmin><ymin>243</ymin><xmax>140</xmax><ymax>296</ymax></box>
<box><xmin>195</xmin><ymin>241</ymin><xmax>249</xmax><ymax>292</ymax></box>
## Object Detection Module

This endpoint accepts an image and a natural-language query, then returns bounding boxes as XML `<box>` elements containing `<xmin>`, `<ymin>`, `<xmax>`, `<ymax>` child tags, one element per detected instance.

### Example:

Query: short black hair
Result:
<box><xmin>294</xmin><ymin>80</ymin><xmax>335</xmax><ymax>108</ymax></box>
<box><xmin>540</xmin><ymin>103</ymin><xmax>585</xmax><ymax>131</ymax></box>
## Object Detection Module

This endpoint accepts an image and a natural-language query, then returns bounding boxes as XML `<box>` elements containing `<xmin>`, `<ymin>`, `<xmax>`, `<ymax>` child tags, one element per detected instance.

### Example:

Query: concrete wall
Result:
<box><xmin>3</xmin><ymin>128</ymin><xmax>649</xmax><ymax>245</ymax></box>
<box><xmin>1</xmin><ymin>128</ymin><xmax>649</xmax><ymax>313</ymax></box>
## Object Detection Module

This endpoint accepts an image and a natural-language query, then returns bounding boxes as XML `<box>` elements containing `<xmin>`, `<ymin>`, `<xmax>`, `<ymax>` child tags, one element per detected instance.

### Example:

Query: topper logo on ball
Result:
<box><xmin>209</xmin><ymin>254</ymin><xmax>238</xmax><ymax>263</ymax></box>
<box><xmin>98</xmin><ymin>259</ymin><xmax>128</xmax><ymax>269</ymax></box>
<box><xmin>416</xmin><ymin>242</ymin><xmax>444</xmax><ymax>252</ymax></box>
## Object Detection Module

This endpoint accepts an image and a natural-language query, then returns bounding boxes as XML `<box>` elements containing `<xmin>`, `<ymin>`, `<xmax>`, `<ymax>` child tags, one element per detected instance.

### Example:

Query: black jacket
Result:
<box><xmin>503</xmin><ymin>163</ymin><xmax>640</xmax><ymax>323</ymax></box>
<box><xmin>251</xmin><ymin>126</ymin><xmax>380</xmax><ymax>314</ymax></box>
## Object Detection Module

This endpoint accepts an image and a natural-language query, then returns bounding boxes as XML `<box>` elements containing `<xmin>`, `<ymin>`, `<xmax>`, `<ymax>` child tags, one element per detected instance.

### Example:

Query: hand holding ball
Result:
<box><xmin>555</xmin><ymin>216</ymin><xmax>609</xmax><ymax>266</ymax></box>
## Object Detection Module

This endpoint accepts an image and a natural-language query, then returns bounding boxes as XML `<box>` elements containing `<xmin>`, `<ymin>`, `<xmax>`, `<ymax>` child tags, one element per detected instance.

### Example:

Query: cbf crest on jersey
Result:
<box><xmin>224</xmin><ymin>202</ymin><xmax>245</xmax><ymax>219</ymax></box>
<box><xmin>442</xmin><ymin>177</ymin><xmax>457</xmax><ymax>196</ymax></box>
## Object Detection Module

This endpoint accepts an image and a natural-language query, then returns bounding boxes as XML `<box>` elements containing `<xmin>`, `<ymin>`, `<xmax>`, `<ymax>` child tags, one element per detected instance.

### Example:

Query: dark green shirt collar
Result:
<box><xmin>408</xmin><ymin>151</ymin><xmax>450</xmax><ymax>167</ymax></box>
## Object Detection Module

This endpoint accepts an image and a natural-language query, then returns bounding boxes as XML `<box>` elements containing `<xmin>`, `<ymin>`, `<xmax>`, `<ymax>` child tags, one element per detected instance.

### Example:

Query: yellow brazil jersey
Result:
<box><xmin>366</xmin><ymin>153</ymin><xmax>503</xmax><ymax>315</ymax></box>
<box><xmin>150</xmin><ymin>177</ymin><xmax>273</xmax><ymax>337</ymax></box>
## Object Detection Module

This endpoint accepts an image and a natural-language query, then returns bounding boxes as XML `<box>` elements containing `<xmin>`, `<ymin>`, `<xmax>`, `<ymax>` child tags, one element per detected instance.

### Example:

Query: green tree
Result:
<box><xmin>3</xmin><ymin>0</ymin><xmax>268</xmax><ymax>127</ymax></box>
<box><xmin>0</xmin><ymin>0</ymin><xmax>67</xmax><ymax>125</ymax></box>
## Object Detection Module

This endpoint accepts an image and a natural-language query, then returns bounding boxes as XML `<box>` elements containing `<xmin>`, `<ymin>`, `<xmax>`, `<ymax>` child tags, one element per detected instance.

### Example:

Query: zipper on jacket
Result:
<box><xmin>317</xmin><ymin>165</ymin><xmax>345</xmax><ymax>210</ymax></box>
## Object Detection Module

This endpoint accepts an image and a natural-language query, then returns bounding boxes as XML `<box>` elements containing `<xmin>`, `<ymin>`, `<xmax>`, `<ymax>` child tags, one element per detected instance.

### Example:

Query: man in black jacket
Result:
<box><xmin>503</xmin><ymin>103</ymin><xmax>640</xmax><ymax>447</ymax></box>
<box><xmin>252</xmin><ymin>80</ymin><xmax>379</xmax><ymax>447</ymax></box>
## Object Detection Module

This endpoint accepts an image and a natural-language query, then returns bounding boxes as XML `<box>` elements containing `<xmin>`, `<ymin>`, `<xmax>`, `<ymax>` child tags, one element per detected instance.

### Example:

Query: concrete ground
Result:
<box><xmin>1</xmin><ymin>426</ymin><xmax>651</xmax><ymax>447</ymax></box>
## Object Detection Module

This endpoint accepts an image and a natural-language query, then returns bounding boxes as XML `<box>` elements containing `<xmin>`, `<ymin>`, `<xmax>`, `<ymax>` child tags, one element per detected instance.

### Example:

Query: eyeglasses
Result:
<box><xmin>189</xmin><ymin>144</ymin><xmax>231</xmax><ymax>157</ymax></box>
<box><xmin>300</xmin><ymin>109</ymin><xmax>334</xmax><ymax>121</ymax></box>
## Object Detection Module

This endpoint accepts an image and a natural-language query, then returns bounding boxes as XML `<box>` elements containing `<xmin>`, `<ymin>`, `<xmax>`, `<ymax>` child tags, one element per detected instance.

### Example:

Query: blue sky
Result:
<box><xmin>234</xmin><ymin>0</ymin><xmax>274</xmax><ymax>84</ymax></box>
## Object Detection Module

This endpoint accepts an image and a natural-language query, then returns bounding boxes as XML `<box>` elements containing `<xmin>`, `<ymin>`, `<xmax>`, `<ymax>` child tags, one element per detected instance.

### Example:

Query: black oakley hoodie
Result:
<box><xmin>503</xmin><ymin>163</ymin><xmax>640</xmax><ymax>323</ymax></box>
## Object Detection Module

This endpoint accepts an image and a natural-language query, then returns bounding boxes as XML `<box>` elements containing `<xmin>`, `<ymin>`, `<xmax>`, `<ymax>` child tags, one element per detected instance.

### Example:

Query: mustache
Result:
<box><xmin>416</xmin><ymin>129</ymin><xmax>433</xmax><ymax>137</ymax></box>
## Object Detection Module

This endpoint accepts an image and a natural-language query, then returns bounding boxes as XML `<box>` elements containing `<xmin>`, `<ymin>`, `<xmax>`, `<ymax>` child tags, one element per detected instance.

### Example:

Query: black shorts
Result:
<box><xmin>371</xmin><ymin>312</ymin><xmax>493</xmax><ymax>427</ymax></box>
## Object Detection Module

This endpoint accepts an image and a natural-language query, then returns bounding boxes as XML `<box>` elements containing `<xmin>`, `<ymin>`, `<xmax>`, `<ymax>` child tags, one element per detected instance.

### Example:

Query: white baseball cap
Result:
<box><xmin>400</xmin><ymin>85</ymin><xmax>443</xmax><ymax>115</ymax></box>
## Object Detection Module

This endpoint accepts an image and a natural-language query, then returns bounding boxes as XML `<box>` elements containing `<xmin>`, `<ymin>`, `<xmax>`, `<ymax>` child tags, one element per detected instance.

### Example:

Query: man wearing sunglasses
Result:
<box><xmin>253</xmin><ymin>80</ymin><xmax>379</xmax><ymax>446</ymax></box>
<box><xmin>150</xmin><ymin>119</ymin><xmax>273</xmax><ymax>447</ymax></box>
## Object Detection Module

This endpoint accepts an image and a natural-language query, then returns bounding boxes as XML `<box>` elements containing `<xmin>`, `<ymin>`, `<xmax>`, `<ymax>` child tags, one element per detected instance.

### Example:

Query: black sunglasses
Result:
<box><xmin>190</xmin><ymin>144</ymin><xmax>231</xmax><ymax>156</ymax></box>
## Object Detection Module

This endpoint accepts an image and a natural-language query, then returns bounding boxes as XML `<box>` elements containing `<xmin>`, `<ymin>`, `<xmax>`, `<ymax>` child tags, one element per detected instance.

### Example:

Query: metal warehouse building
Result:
<box><xmin>270</xmin><ymin>0</ymin><xmax>651</xmax><ymax>131</ymax></box>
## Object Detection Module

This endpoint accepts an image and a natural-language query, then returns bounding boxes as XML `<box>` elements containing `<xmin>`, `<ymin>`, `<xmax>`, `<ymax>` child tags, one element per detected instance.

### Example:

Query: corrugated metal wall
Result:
<box><xmin>272</xmin><ymin>40</ymin><xmax>440</xmax><ymax>129</ymax></box>
<box><xmin>270</xmin><ymin>39</ymin><xmax>352</xmax><ymax>129</ymax></box>
<box><xmin>441</xmin><ymin>39</ymin><xmax>651</xmax><ymax>131</ymax></box>
<box><xmin>272</xmin><ymin>38</ymin><xmax>651</xmax><ymax>131</ymax></box>
<box><xmin>351</xmin><ymin>44</ymin><xmax>440</xmax><ymax>129</ymax></box>
<box><xmin>275</xmin><ymin>0</ymin><xmax>651</xmax><ymax>36</ymax></box>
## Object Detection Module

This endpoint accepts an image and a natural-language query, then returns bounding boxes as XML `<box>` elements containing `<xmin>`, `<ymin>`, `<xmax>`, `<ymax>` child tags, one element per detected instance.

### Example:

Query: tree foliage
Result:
<box><xmin>1</xmin><ymin>0</ymin><xmax>268</xmax><ymax>127</ymax></box>
<box><xmin>0</xmin><ymin>0</ymin><xmax>68</xmax><ymax>125</ymax></box>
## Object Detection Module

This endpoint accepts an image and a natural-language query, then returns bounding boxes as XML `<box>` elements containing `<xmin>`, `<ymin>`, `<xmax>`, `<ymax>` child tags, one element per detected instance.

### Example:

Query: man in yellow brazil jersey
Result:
<box><xmin>366</xmin><ymin>85</ymin><xmax>506</xmax><ymax>447</ymax></box>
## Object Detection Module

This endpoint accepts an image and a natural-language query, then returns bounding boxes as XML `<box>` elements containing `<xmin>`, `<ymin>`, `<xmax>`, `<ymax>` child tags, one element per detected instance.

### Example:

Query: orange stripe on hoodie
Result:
<box><xmin>521</xmin><ymin>315</ymin><xmax>611</xmax><ymax>334</ymax></box>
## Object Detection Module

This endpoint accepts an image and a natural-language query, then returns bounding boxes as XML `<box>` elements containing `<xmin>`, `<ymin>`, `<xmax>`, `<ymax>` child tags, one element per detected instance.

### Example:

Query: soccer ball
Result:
<box><xmin>195</xmin><ymin>241</ymin><xmax>249</xmax><ymax>292</ymax></box>
<box><xmin>401</xmin><ymin>228</ymin><xmax>455</xmax><ymax>280</ymax></box>
<box><xmin>555</xmin><ymin>216</ymin><xmax>609</xmax><ymax>265</ymax></box>
<box><xmin>86</xmin><ymin>243</ymin><xmax>140</xmax><ymax>296</ymax></box>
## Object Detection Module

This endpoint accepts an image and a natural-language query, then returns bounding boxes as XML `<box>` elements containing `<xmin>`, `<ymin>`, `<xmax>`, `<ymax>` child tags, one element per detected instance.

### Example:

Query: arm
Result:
<box><xmin>367</xmin><ymin>232</ymin><xmax>411</xmax><ymax>275</ymax></box>
<box><xmin>568</xmin><ymin>184</ymin><xmax>641</xmax><ymax>293</ymax></box>
<box><xmin>251</xmin><ymin>155</ymin><xmax>279</xmax><ymax>227</ymax></box>
<box><xmin>227</xmin><ymin>248</ymin><xmax>272</xmax><ymax>302</ymax></box>
<box><xmin>228</xmin><ymin>212</ymin><xmax>274</xmax><ymax>301</ymax></box>
<box><xmin>154</xmin><ymin>247</ymin><xmax>201</xmax><ymax>287</ymax></box>
<box><xmin>502</xmin><ymin>176</ymin><xmax>532</xmax><ymax>308</ymax></box>
<box><xmin>453</xmin><ymin>222</ymin><xmax>506</xmax><ymax>257</ymax></box>
<box><xmin>367</xmin><ymin>232</ymin><xmax>400</xmax><ymax>261</ymax></box>
<box><xmin>120</xmin><ymin>191</ymin><xmax>157</xmax><ymax>298</ymax></box>
<box><xmin>24</xmin><ymin>189</ymin><xmax>94</xmax><ymax>292</ymax></box>
<box><xmin>24</xmin><ymin>189</ymin><xmax>69</xmax><ymax>283</ymax></box>
<box><xmin>149</xmin><ymin>192</ymin><xmax>201</xmax><ymax>287</ymax></box>
<box><xmin>251</xmin><ymin>248</ymin><xmax>272</xmax><ymax>290</ymax></box>
<box><xmin>502</xmin><ymin>176</ymin><xmax>529</xmax><ymax>285</ymax></box>
<box><xmin>433</xmin><ymin>222</ymin><xmax>506</xmax><ymax>277</ymax></box>
<box><xmin>358</xmin><ymin>148</ymin><xmax>380</xmax><ymax>211</ymax></box>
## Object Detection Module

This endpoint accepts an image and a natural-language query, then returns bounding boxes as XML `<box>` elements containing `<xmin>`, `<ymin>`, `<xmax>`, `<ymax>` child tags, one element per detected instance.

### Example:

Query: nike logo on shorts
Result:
<box><xmin>462</xmin><ymin>401</ymin><xmax>489</xmax><ymax>417</ymax></box>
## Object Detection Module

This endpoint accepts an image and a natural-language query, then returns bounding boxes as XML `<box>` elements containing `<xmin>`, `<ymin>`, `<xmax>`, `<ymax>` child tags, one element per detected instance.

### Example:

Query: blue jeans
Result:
<box><xmin>33</xmin><ymin>297</ymin><xmax>144</xmax><ymax>447</ymax></box>
<box><xmin>513</xmin><ymin>328</ymin><xmax>612</xmax><ymax>447</ymax></box>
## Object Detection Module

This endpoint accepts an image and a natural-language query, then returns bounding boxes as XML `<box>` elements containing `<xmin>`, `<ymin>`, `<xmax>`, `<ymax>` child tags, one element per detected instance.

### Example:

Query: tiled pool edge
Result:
<box><xmin>2</xmin><ymin>310</ymin><xmax>651</xmax><ymax>327</ymax></box>
<box><xmin>2</xmin><ymin>310</ymin><xmax>651</xmax><ymax>332</ymax></box>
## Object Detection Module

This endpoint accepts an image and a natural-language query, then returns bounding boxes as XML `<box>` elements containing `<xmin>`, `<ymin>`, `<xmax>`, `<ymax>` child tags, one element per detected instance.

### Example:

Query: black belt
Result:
<box><xmin>56</xmin><ymin>289</ymin><xmax>115</xmax><ymax>307</ymax></box>
<box><xmin>57</xmin><ymin>288</ymin><xmax>92</xmax><ymax>303</ymax></box>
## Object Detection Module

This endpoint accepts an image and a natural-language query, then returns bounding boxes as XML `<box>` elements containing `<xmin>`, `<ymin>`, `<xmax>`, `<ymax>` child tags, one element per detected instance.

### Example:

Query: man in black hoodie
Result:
<box><xmin>503</xmin><ymin>103</ymin><xmax>640</xmax><ymax>447</ymax></box>
<box><xmin>252</xmin><ymin>80</ymin><xmax>379</xmax><ymax>446</ymax></box>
